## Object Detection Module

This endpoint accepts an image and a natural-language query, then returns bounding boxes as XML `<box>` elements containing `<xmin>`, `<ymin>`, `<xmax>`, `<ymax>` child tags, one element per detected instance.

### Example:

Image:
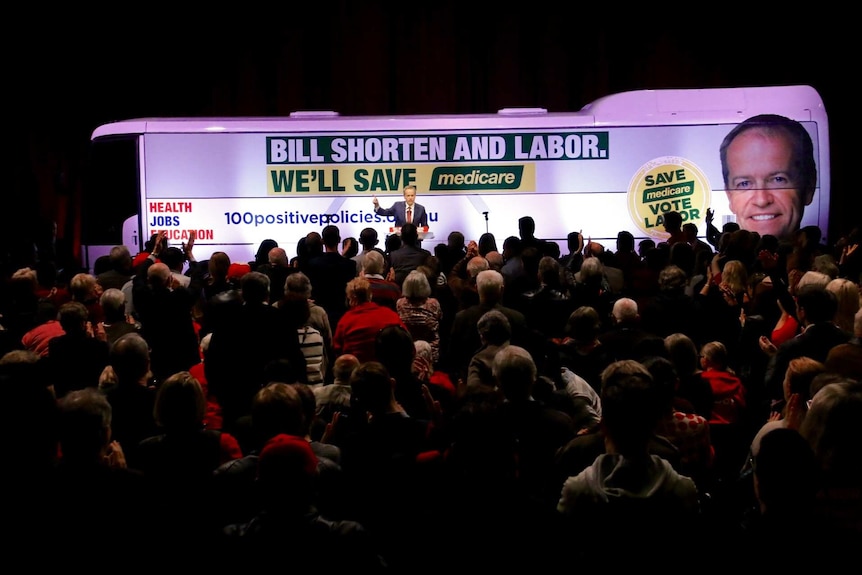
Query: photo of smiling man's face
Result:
<box><xmin>720</xmin><ymin>115</ymin><xmax>816</xmax><ymax>241</ymax></box>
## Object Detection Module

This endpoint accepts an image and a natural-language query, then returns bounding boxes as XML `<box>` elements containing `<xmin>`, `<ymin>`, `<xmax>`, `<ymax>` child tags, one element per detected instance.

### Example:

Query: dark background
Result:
<box><xmin>5</xmin><ymin>5</ymin><xmax>855</xmax><ymax>269</ymax></box>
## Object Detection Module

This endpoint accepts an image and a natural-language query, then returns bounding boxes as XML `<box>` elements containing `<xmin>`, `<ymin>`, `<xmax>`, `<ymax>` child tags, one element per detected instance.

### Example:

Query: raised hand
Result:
<box><xmin>466</xmin><ymin>240</ymin><xmax>478</xmax><ymax>257</ymax></box>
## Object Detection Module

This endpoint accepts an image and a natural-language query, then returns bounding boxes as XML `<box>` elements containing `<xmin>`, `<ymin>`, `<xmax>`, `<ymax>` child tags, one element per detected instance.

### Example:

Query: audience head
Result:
<box><xmin>321</xmin><ymin>225</ymin><xmax>341</xmax><ymax>250</ymax></box>
<box><xmin>641</xmin><ymin>355</ymin><xmax>679</xmax><ymax>412</ymax></box>
<box><xmin>108</xmin><ymin>245</ymin><xmax>133</xmax><ymax>273</ymax></box>
<box><xmin>477</xmin><ymin>309</ymin><xmax>511</xmax><ymax>346</ymax></box>
<box><xmin>349</xmin><ymin>361</ymin><xmax>395</xmax><ymax>416</ymax></box>
<box><xmin>612</xmin><ymin>297</ymin><xmax>639</xmax><ymax>325</ymax></box>
<box><xmin>332</xmin><ymin>354</ymin><xmax>360</xmax><ymax>384</ymax></box>
<box><xmin>478</xmin><ymin>232</ymin><xmax>498</xmax><ymax>257</ymax></box>
<box><xmin>305</xmin><ymin>231</ymin><xmax>323</xmax><ymax>258</ymax></box>
<box><xmin>100</xmin><ymin>288</ymin><xmax>127</xmax><ymax>323</ymax></box>
<box><xmin>664</xmin><ymin>333</ymin><xmax>700</xmax><ymax>376</ymax></box>
<box><xmin>284</xmin><ymin>271</ymin><xmax>313</xmax><ymax>299</ymax></box>
<box><xmin>57</xmin><ymin>387</ymin><xmax>113</xmax><ymax>462</ymax></box>
<box><xmin>616</xmin><ymin>230</ymin><xmax>635</xmax><ymax>253</ymax></box>
<box><xmin>638</xmin><ymin>238</ymin><xmax>656</xmax><ymax>258</ymax></box>
<box><xmin>663</xmin><ymin>210</ymin><xmax>683</xmax><ymax>233</ymax></box>
<box><xmin>109</xmin><ymin>333</ymin><xmax>151</xmax><ymax>385</ymax></box>
<box><xmin>96</xmin><ymin>255</ymin><xmax>115</xmax><ymax>279</ymax></box>
<box><xmin>254</xmin><ymin>239</ymin><xmax>279</xmax><ymax>264</ymax></box>
<box><xmin>467</xmin><ymin>256</ymin><xmax>490</xmax><ymax>279</ymax></box>
<box><xmin>493</xmin><ymin>345</ymin><xmax>537</xmax><ymax>402</ymax></box>
<box><xmin>10</xmin><ymin>267</ymin><xmax>38</xmax><ymax>299</ymax></box>
<box><xmin>288</xmin><ymin>383</ymin><xmax>317</xmax><ymax>438</ymax></box>
<box><xmin>783</xmin><ymin>357</ymin><xmax>826</xmax><ymax>402</ymax></box>
<box><xmin>374</xmin><ymin>325</ymin><xmax>415</xmax><ymax>376</ymax></box>
<box><xmin>518</xmin><ymin>216</ymin><xmax>536</xmax><ymax>239</ymax></box>
<box><xmin>484</xmin><ymin>251</ymin><xmax>504</xmax><ymax>271</ymax></box>
<box><xmin>227</xmin><ymin>262</ymin><xmax>253</xmax><ymax>284</ymax></box>
<box><xmin>384</xmin><ymin>233</ymin><xmax>401</xmax><ymax>254</ymax></box>
<box><xmin>578</xmin><ymin>257</ymin><xmax>604</xmax><ymax>285</ymax></box>
<box><xmin>795</xmin><ymin>270</ymin><xmax>831</xmax><ymax>293</ymax></box>
<box><xmin>362</xmin><ymin>250</ymin><xmax>385</xmax><ymax>276</ymax></box>
<box><xmin>502</xmin><ymin>236</ymin><xmax>522</xmax><ymax>258</ymax></box>
<box><xmin>268</xmin><ymin>247</ymin><xmax>289</xmax><ymax>267</ymax></box>
<box><xmin>475</xmin><ymin>270</ymin><xmax>504</xmax><ymax>304</ymax></box>
<box><xmin>400</xmin><ymin>223</ymin><xmax>419</xmax><ymax>246</ymax></box>
<box><xmin>813</xmin><ymin>255</ymin><xmax>839</xmax><ymax>279</ymax></box>
<box><xmin>57</xmin><ymin>301</ymin><xmax>89</xmax><ymax>333</ymax></box>
<box><xmin>567</xmin><ymin>231</ymin><xmax>584</xmax><ymax>254</ymax></box>
<box><xmin>565</xmin><ymin>306</ymin><xmax>601</xmax><ymax>344</ymax></box>
<box><xmin>682</xmin><ymin>223</ymin><xmax>699</xmax><ymax>243</ymax></box>
<box><xmin>447</xmin><ymin>231</ymin><xmax>466</xmax><ymax>252</ymax></box>
<box><xmin>241</xmin><ymin>271</ymin><xmax>271</xmax><ymax>304</ymax></box>
<box><xmin>346</xmin><ymin>276</ymin><xmax>373</xmax><ymax>306</ymax></box>
<box><xmin>600</xmin><ymin>360</ymin><xmax>661</xmax><ymax>456</ymax></box>
<box><xmin>70</xmin><ymin>272</ymin><xmax>102</xmax><ymax>302</ymax></box>
<box><xmin>359</xmin><ymin>227</ymin><xmax>379</xmax><ymax>249</ymax></box>
<box><xmin>699</xmin><ymin>341</ymin><xmax>730</xmax><ymax>371</ymax></box>
<box><xmin>208</xmin><ymin>251</ymin><xmax>231</xmax><ymax>282</ymax></box>
<box><xmin>160</xmin><ymin>247</ymin><xmax>186</xmax><ymax>273</ymax></box>
<box><xmin>256</xmin><ymin>433</ymin><xmax>318</xmax><ymax>509</ymax></box>
<box><xmin>153</xmin><ymin>371</ymin><xmax>206</xmax><ymax>433</ymax></box>
<box><xmin>538</xmin><ymin>256</ymin><xmax>562</xmax><ymax>287</ymax></box>
<box><xmin>658</xmin><ymin>264</ymin><xmax>688</xmax><ymax>292</ymax></box>
<box><xmin>826</xmin><ymin>278</ymin><xmax>860</xmax><ymax>334</ymax></box>
<box><xmin>414</xmin><ymin>340</ymin><xmax>434</xmax><ymax>369</ymax></box>
<box><xmin>146</xmin><ymin>263</ymin><xmax>172</xmax><ymax>289</ymax></box>
<box><xmin>799</xmin><ymin>379</ymin><xmax>862</xmax><ymax>487</ymax></box>
<box><xmin>402</xmin><ymin>269</ymin><xmax>432</xmax><ymax>300</ymax></box>
<box><xmin>252</xmin><ymin>382</ymin><xmax>305</xmax><ymax>442</ymax></box>
<box><xmin>342</xmin><ymin>237</ymin><xmax>359</xmax><ymax>259</ymax></box>
<box><xmin>795</xmin><ymin>284</ymin><xmax>837</xmax><ymax>325</ymax></box>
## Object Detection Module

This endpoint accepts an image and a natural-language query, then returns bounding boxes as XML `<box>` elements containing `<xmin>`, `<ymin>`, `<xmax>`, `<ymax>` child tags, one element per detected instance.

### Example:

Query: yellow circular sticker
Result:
<box><xmin>628</xmin><ymin>156</ymin><xmax>712</xmax><ymax>240</ymax></box>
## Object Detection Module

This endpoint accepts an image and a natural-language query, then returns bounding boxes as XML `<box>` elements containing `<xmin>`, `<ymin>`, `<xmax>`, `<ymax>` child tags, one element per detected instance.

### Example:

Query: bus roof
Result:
<box><xmin>92</xmin><ymin>84</ymin><xmax>825</xmax><ymax>139</ymax></box>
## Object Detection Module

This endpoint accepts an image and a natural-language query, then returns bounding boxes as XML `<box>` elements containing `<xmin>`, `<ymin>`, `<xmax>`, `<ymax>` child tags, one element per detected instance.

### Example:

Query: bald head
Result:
<box><xmin>484</xmin><ymin>251</ymin><xmax>504</xmax><ymax>271</ymax></box>
<box><xmin>467</xmin><ymin>256</ymin><xmax>490</xmax><ymax>278</ymax></box>
<box><xmin>268</xmin><ymin>247</ymin><xmax>289</xmax><ymax>267</ymax></box>
<box><xmin>612</xmin><ymin>298</ymin><xmax>639</xmax><ymax>324</ymax></box>
<box><xmin>147</xmin><ymin>262</ymin><xmax>172</xmax><ymax>288</ymax></box>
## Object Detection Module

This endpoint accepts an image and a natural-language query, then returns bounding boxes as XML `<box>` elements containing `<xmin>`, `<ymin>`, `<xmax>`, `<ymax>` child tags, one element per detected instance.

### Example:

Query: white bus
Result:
<box><xmin>82</xmin><ymin>84</ymin><xmax>829</xmax><ymax>268</ymax></box>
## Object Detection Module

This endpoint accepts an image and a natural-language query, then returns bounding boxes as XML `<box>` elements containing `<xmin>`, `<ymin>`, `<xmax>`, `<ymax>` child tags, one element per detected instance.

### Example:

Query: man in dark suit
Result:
<box><xmin>764</xmin><ymin>284</ymin><xmax>850</xmax><ymax>402</ymax></box>
<box><xmin>372</xmin><ymin>184</ymin><xmax>428</xmax><ymax>228</ymax></box>
<box><xmin>305</xmin><ymin>225</ymin><xmax>358</xmax><ymax>330</ymax></box>
<box><xmin>387</xmin><ymin>223</ymin><xmax>431</xmax><ymax>287</ymax></box>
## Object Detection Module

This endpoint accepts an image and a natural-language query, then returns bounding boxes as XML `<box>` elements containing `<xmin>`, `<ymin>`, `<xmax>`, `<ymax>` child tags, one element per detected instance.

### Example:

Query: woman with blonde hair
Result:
<box><xmin>697</xmin><ymin>257</ymin><xmax>749</xmax><ymax>366</ymax></box>
<box><xmin>720</xmin><ymin>259</ymin><xmax>749</xmax><ymax>304</ymax></box>
<box><xmin>826</xmin><ymin>277</ymin><xmax>861</xmax><ymax>335</ymax></box>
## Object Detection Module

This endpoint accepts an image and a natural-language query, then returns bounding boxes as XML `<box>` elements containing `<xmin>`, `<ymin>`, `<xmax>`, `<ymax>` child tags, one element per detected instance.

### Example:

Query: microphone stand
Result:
<box><xmin>483</xmin><ymin>211</ymin><xmax>489</xmax><ymax>234</ymax></box>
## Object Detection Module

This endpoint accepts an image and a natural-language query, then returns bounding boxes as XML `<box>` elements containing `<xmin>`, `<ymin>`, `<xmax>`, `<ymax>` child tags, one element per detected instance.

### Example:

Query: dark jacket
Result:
<box><xmin>375</xmin><ymin>200</ymin><xmax>428</xmax><ymax>228</ymax></box>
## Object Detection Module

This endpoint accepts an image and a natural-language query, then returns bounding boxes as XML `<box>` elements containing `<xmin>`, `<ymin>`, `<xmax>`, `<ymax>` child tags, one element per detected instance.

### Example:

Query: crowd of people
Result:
<box><xmin>0</xmin><ymin>213</ymin><xmax>860</xmax><ymax>568</ymax></box>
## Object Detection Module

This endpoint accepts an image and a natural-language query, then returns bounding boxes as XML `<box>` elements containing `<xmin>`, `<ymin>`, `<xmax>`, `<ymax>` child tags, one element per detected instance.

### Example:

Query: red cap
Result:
<box><xmin>227</xmin><ymin>263</ymin><xmax>252</xmax><ymax>280</ymax></box>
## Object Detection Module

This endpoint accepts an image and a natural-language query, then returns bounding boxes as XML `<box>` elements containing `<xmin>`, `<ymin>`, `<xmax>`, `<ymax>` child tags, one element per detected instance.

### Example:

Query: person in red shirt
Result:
<box><xmin>699</xmin><ymin>340</ymin><xmax>746</xmax><ymax>424</ymax></box>
<box><xmin>333</xmin><ymin>277</ymin><xmax>406</xmax><ymax>364</ymax></box>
